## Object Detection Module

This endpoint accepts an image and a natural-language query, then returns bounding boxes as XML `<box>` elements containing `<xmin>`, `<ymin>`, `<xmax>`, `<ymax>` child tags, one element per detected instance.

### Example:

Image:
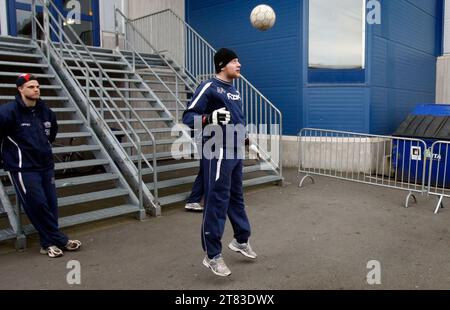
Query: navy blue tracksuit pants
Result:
<box><xmin>187</xmin><ymin>164</ymin><xmax>203</xmax><ymax>204</ymax></box>
<box><xmin>201</xmin><ymin>149</ymin><xmax>251</xmax><ymax>259</ymax></box>
<box><xmin>10</xmin><ymin>169</ymin><xmax>68</xmax><ymax>248</ymax></box>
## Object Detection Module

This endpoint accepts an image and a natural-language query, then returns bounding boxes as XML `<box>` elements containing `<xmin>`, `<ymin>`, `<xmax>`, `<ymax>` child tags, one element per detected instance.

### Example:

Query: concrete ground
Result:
<box><xmin>1</xmin><ymin>168</ymin><xmax>450</xmax><ymax>290</ymax></box>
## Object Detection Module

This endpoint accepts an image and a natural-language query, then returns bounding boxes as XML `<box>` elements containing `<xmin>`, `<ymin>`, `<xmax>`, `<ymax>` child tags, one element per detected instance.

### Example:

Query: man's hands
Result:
<box><xmin>204</xmin><ymin>108</ymin><xmax>231</xmax><ymax>125</ymax></box>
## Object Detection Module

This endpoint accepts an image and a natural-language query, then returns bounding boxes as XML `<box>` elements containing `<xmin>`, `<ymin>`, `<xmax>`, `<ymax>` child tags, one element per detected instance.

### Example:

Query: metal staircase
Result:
<box><xmin>0</xmin><ymin>35</ymin><xmax>143</xmax><ymax>246</ymax></box>
<box><xmin>29</xmin><ymin>0</ymin><xmax>164</xmax><ymax>216</ymax></box>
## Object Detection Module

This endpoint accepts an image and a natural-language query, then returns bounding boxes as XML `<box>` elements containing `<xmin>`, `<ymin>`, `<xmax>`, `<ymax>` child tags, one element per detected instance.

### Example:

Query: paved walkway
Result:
<box><xmin>1</xmin><ymin>168</ymin><xmax>450</xmax><ymax>289</ymax></box>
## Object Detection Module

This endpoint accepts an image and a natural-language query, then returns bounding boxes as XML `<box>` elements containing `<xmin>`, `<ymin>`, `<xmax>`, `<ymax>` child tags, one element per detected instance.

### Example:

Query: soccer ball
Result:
<box><xmin>250</xmin><ymin>4</ymin><xmax>276</xmax><ymax>31</ymax></box>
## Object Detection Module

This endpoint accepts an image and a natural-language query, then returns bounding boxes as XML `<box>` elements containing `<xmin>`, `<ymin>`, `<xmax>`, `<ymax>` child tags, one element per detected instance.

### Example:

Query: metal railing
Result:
<box><xmin>129</xmin><ymin>9</ymin><xmax>283</xmax><ymax>177</ymax></box>
<box><xmin>298</xmin><ymin>128</ymin><xmax>429</xmax><ymax>208</ymax></box>
<box><xmin>427</xmin><ymin>141</ymin><xmax>450</xmax><ymax>214</ymax></box>
<box><xmin>31</xmin><ymin>0</ymin><xmax>157</xmax><ymax>207</ymax></box>
<box><xmin>115</xmin><ymin>8</ymin><xmax>192</xmax><ymax>123</ymax></box>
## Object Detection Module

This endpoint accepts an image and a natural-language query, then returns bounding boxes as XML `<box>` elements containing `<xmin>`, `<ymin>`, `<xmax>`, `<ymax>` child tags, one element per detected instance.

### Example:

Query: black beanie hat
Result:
<box><xmin>16</xmin><ymin>73</ymin><xmax>38</xmax><ymax>88</ymax></box>
<box><xmin>214</xmin><ymin>48</ymin><xmax>238</xmax><ymax>73</ymax></box>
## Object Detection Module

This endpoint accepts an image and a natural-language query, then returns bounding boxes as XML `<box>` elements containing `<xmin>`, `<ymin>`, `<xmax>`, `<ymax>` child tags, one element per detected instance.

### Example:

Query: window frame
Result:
<box><xmin>7</xmin><ymin>0</ymin><xmax>100</xmax><ymax>46</ymax></box>
<box><xmin>306</xmin><ymin>0</ymin><xmax>368</xmax><ymax>85</ymax></box>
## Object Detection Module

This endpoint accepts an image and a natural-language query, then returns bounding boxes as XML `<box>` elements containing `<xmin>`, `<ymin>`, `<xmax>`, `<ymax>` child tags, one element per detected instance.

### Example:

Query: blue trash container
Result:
<box><xmin>392</xmin><ymin>104</ymin><xmax>450</xmax><ymax>188</ymax></box>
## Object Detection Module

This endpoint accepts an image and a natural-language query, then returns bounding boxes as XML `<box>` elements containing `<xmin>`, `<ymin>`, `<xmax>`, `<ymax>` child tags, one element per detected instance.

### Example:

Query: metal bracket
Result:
<box><xmin>298</xmin><ymin>174</ymin><xmax>315</xmax><ymax>188</ymax></box>
<box><xmin>404</xmin><ymin>191</ymin><xmax>417</xmax><ymax>208</ymax></box>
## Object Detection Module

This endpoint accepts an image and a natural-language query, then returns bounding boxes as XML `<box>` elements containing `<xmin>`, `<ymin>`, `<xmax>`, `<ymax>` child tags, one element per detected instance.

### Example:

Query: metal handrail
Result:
<box><xmin>129</xmin><ymin>9</ymin><xmax>283</xmax><ymax>176</ymax></box>
<box><xmin>31</xmin><ymin>0</ymin><xmax>157</xmax><ymax>204</ymax></box>
<box><xmin>116</xmin><ymin>8</ymin><xmax>191</xmax><ymax>124</ymax></box>
<box><xmin>118</xmin><ymin>9</ymin><xmax>196</xmax><ymax>92</ymax></box>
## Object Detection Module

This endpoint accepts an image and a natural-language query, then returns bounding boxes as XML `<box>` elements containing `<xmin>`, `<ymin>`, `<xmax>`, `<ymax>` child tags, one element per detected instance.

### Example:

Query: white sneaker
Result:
<box><xmin>228</xmin><ymin>239</ymin><xmax>257</xmax><ymax>259</ymax></box>
<box><xmin>202</xmin><ymin>255</ymin><xmax>231</xmax><ymax>277</ymax></box>
<box><xmin>185</xmin><ymin>202</ymin><xmax>203</xmax><ymax>211</ymax></box>
<box><xmin>65</xmin><ymin>239</ymin><xmax>82</xmax><ymax>251</ymax></box>
<box><xmin>40</xmin><ymin>245</ymin><xmax>63</xmax><ymax>258</ymax></box>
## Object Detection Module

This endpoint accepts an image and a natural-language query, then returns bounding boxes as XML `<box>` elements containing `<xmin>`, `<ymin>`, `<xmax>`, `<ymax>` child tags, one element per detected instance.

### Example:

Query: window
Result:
<box><xmin>64</xmin><ymin>20</ymin><xmax>93</xmax><ymax>46</ymax></box>
<box><xmin>8</xmin><ymin>0</ymin><xmax>99</xmax><ymax>46</ymax></box>
<box><xmin>308</xmin><ymin>0</ymin><xmax>365</xmax><ymax>70</ymax></box>
<box><xmin>16</xmin><ymin>9</ymin><xmax>32</xmax><ymax>38</ymax></box>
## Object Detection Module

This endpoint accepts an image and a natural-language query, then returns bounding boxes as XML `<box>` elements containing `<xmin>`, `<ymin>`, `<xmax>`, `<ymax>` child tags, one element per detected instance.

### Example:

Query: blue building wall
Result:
<box><xmin>370</xmin><ymin>0</ymin><xmax>443</xmax><ymax>134</ymax></box>
<box><xmin>185</xmin><ymin>0</ymin><xmax>443</xmax><ymax>136</ymax></box>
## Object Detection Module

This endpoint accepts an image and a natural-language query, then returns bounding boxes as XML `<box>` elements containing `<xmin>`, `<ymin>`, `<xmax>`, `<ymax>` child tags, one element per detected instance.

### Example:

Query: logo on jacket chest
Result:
<box><xmin>227</xmin><ymin>93</ymin><xmax>241</xmax><ymax>101</ymax></box>
<box><xmin>44</xmin><ymin>121</ymin><xmax>51</xmax><ymax>136</ymax></box>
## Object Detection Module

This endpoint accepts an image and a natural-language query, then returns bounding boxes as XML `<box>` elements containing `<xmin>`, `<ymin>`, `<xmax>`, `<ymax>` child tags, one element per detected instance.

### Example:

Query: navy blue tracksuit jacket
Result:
<box><xmin>0</xmin><ymin>95</ymin><xmax>68</xmax><ymax>248</ymax></box>
<box><xmin>183</xmin><ymin>77</ymin><xmax>251</xmax><ymax>259</ymax></box>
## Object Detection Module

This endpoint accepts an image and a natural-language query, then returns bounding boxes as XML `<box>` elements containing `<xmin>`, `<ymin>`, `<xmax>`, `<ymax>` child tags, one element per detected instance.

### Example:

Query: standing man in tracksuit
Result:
<box><xmin>0</xmin><ymin>74</ymin><xmax>81</xmax><ymax>258</ymax></box>
<box><xmin>183</xmin><ymin>48</ymin><xmax>259</xmax><ymax>277</ymax></box>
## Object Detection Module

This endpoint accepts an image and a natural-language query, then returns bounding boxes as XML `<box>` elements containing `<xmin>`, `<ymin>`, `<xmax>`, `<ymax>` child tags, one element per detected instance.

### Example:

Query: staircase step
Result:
<box><xmin>58</xmin><ymin>204</ymin><xmax>140</xmax><ymax>226</ymax></box>
<box><xmin>158</xmin><ymin>191</ymin><xmax>190</xmax><ymax>206</ymax></box>
<box><xmin>0</xmin><ymin>96</ymin><xmax>68</xmax><ymax>101</ymax></box>
<box><xmin>87</xmin><ymin>87</ymin><xmax>146</xmax><ymax>92</ymax></box>
<box><xmin>0</xmin><ymin>84</ymin><xmax>61</xmax><ymax>90</ymax></box>
<box><xmin>122</xmin><ymin>52</ymin><xmax>162</xmax><ymax>60</ymax></box>
<box><xmin>97</xmin><ymin>107</ymin><xmax>165</xmax><ymax>112</ymax></box>
<box><xmin>129</xmin><ymin>150</ymin><xmax>193</xmax><ymax>161</ymax></box>
<box><xmin>0</xmin><ymin>72</ymin><xmax>55</xmax><ymax>79</ymax></box>
<box><xmin>4</xmin><ymin>173</ymin><xmax>119</xmax><ymax>195</ymax></box>
<box><xmin>58</xmin><ymin>188</ymin><xmax>129</xmax><ymax>207</ymax></box>
<box><xmin>157</xmin><ymin>175</ymin><xmax>281</xmax><ymax>206</ymax></box>
<box><xmin>155</xmin><ymin>161</ymin><xmax>199</xmax><ymax>173</ymax></box>
<box><xmin>89</xmin><ymin>97</ymin><xmax>157</xmax><ymax>102</ymax></box>
<box><xmin>61</xmin><ymin>49</ymin><xmax>120</xmax><ymax>59</ymax></box>
<box><xmin>21</xmin><ymin>204</ymin><xmax>140</xmax><ymax>236</ymax></box>
<box><xmin>57</xmin><ymin>119</ymin><xmax>84</xmax><ymax>125</ymax></box>
<box><xmin>0</xmin><ymin>50</ymin><xmax>41</xmax><ymax>58</ymax></box>
<box><xmin>68</xmin><ymin>67</ymin><xmax>134</xmax><ymax>74</ymax></box>
<box><xmin>112</xmin><ymin>127</ymin><xmax>174</xmax><ymax>135</ymax></box>
<box><xmin>147</xmin><ymin>163</ymin><xmax>277</xmax><ymax>190</ymax></box>
<box><xmin>56</xmin><ymin>173</ymin><xmax>119</xmax><ymax>188</ymax></box>
<box><xmin>52</xmin><ymin>107</ymin><xmax>77</xmax><ymax>113</ymax></box>
<box><xmin>76</xmin><ymin>76</ymin><xmax>141</xmax><ymax>83</ymax></box>
<box><xmin>151</xmin><ymin>89</ymin><xmax>191</xmax><ymax>94</ymax></box>
<box><xmin>121</xmin><ymin>138</ymin><xmax>188</xmax><ymax>148</ymax></box>
<box><xmin>106</xmin><ymin>117</ymin><xmax>173</xmax><ymax>124</ymax></box>
<box><xmin>52</xmin><ymin>144</ymin><xmax>100</xmax><ymax>154</ymax></box>
<box><xmin>0</xmin><ymin>41</ymin><xmax>35</xmax><ymax>49</ymax></box>
<box><xmin>145</xmin><ymin>80</ymin><xmax>184</xmax><ymax>86</ymax></box>
<box><xmin>56</xmin><ymin>132</ymin><xmax>92</xmax><ymax>139</ymax></box>
<box><xmin>0</xmin><ymin>227</ymin><xmax>16</xmax><ymax>242</ymax></box>
<box><xmin>0</xmin><ymin>61</ymin><xmax>47</xmax><ymax>68</ymax></box>
<box><xmin>243</xmin><ymin>175</ymin><xmax>281</xmax><ymax>186</ymax></box>
<box><xmin>147</xmin><ymin>175</ymin><xmax>195</xmax><ymax>190</ymax></box>
<box><xmin>55</xmin><ymin>159</ymin><xmax>109</xmax><ymax>171</ymax></box>
<box><xmin>138</xmin><ymin>69</ymin><xmax>187</xmax><ymax>78</ymax></box>
<box><xmin>63</xmin><ymin>56</ymin><xmax>127</xmax><ymax>66</ymax></box>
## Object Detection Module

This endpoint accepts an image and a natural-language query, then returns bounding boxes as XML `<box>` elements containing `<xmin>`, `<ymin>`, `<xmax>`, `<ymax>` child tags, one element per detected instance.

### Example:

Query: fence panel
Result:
<box><xmin>298</xmin><ymin>128</ymin><xmax>428</xmax><ymax>208</ymax></box>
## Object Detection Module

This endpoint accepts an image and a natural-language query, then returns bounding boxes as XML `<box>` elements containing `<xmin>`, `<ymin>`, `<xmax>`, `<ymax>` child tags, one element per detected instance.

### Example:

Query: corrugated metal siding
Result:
<box><xmin>370</xmin><ymin>87</ymin><xmax>390</xmax><ymax>134</ymax></box>
<box><xmin>304</xmin><ymin>87</ymin><xmax>369</xmax><ymax>132</ymax></box>
<box><xmin>370</xmin><ymin>0</ymin><xmax>441</xmax><ymax>134</ymax></box>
